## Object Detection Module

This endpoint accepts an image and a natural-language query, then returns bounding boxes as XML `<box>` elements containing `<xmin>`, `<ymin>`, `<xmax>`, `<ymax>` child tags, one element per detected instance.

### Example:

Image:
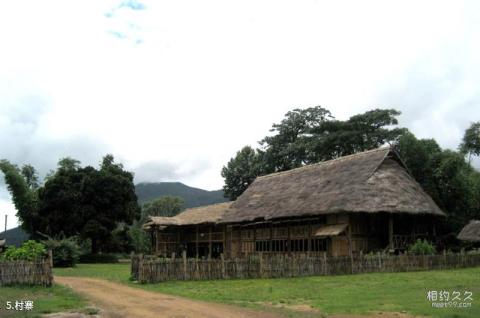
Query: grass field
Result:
<box><xmin>54</xmin><ymin>264</ymin><xmax>480</xmax><ymax>318</ymax></box>
<box><xmin>0</xmin><ymin>284</ymin><xmax>87</xmax><ymax>318</ymax></box>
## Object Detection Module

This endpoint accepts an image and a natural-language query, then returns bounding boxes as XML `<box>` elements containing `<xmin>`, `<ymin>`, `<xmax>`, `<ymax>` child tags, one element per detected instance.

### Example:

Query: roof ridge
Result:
<box><xmin>178</xmin><ymin>201</ymin><xmax>232</xmax><ymax>214</ymax></box>
<box><xmin>256</xmin><ymin>146</ymin><xmax>391</xmax><ymax>181</ymax></box>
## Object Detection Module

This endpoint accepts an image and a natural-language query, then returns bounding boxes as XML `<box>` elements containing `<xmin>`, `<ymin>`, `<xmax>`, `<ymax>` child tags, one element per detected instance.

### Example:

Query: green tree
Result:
<box><xmin>260</xmin><ymin>106</ymin><xmax>333</xmax><ymax>172</ymax></box>
<box><xmin>306</xmin><ymin>109</ymin><xmax>406</xmax><ymax>162</ymax></box>
<box><xmin>128</xmin><ymin>195</ymin><xmax>184</xmax><ymax>253</ymax></box>
<box><xmin>142</xmin><ymin>196</ymin><xmax>184</xmax><ymax>217</ymax></box>
<box><xmin>222</xmin><ymin>107</ymin><xmax>406</xmax><ymax>199</ymax></box>
<box><xmin>128</xmin><ymin>219</ymin><xmax>151</xmax><ymax>253</ymax></box>
<box><xmin>460</xmin><ymin>122</ymin><xmax>480</xmax><ymax>162</ymax></box>
<box><xmin>21</xmin><ymin>164</ymin><xmax>39</xmax><ymax>190</ymax></box>
<box><xmin>396</xmin><ymin>133</ymin><xmax>480</xmax><ymax>235</ymax></box>
<box><xmin>221</xmin><ymin>146</ymin><xmax>264</xmax><ymax>200</ymax></box>
<box><xmin>1</xmin><ymin>155</ymin><xmax>140</xmax><ymax>254</ymax></box>
<box><xmin>0</xmin><ymin>160</ymin><xmax>38</xmax><ymax>237</ymax></box>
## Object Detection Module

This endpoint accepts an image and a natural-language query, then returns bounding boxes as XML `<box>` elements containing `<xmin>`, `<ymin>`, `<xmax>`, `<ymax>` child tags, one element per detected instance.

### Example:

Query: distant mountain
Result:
<box><xmin>1</xmin><ymin>226</ymin><xmax>29</xmax><ymax>247</ymax></box>
<box><xmin>135</xmin><ymin>182</ymin><xmax>228</xmax><ymax>208</ymax></box>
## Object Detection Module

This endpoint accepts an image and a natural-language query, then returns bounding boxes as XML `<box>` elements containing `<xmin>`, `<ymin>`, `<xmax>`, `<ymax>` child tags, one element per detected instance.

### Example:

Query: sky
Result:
<box><xmin>1</xmin><ymin>0</ymin><xmax>480</xmax><ymax>230</ymax></box>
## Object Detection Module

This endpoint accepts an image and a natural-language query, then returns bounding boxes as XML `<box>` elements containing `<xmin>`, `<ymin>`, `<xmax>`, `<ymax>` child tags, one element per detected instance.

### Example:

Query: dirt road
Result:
<box><xmin>55</xmin><ymin>276</ymin><xmax>282</xmax><ymax>318</ymax></box>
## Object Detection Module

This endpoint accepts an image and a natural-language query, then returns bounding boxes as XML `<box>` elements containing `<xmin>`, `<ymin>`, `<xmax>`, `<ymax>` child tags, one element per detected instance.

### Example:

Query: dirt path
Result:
<box><xmin>55</xmin><ymin>276</ymin><xmax>282</xmax><ymax>318</ymax></box>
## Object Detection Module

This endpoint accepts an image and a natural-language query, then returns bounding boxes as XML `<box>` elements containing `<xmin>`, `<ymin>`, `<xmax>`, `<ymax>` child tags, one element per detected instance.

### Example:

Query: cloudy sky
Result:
<box><xmin>1</xmin><ymin>0</ymin><xmax>479</xmax><ymax>229</ymax></box>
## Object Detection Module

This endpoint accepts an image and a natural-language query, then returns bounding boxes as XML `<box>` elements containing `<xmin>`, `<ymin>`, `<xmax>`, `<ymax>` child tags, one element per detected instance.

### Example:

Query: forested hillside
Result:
<box><xmin>135</xmin><ymin>182</ymin><xmax>227</xmax><ymax>207</ymax></box>
<box><xmin>1</xmin><ymin>226</ymin><xmax>29</xmax><ymax>247</ymax></box>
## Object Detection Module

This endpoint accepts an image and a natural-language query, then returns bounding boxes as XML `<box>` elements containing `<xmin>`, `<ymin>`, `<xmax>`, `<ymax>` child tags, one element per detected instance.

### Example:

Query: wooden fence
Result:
<box><xmin>0</xmin><ymin>254</ymin><xmax>53</xmax><ymax>286</ymax></box>
<box><xmin>132</xmin><ymin>251</ymin><xmax>480</xmax><ymax>283</ymax></box>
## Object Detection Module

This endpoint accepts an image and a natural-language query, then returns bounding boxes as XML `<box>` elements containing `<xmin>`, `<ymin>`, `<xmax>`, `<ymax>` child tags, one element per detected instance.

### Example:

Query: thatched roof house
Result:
<box><xmin>457</xmin><ymin>220</ymin><xmax>480</xmax><ymax>242</ymax></box>
<box><xmin>223</xmin><ymin>147</ymin><xmax>444</xmax><ymax>223</ymax></box>
<box><xmin>146</xmin><ymin>146</ymin><xmax>445</xmax><ymax>258</ymax></box>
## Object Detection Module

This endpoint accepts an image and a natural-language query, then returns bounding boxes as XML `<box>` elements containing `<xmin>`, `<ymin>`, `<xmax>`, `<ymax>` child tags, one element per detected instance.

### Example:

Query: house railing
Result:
<box><xmin>393</xmin><ymin>234</ymin><xmax>429</xmax><ymax>250</ymax></box>
<box><xmin>131</xmin><ymin>251</ymin><xmax>480</xmax><ymax>283</ymax></box>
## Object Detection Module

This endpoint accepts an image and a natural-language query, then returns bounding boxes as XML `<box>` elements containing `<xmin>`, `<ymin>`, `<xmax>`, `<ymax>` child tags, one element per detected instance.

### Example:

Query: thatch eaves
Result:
<box><xmin>222</xmin><ymin>147</ymin><xmax>445</xmax><ymax>223</ymax></box>
<box><xmin>146</xmin><ymin>202</ymin><xmax>232</xmax><ymax>228</ymax></box>
<box><xmin>457</xmin><ymin>220</ymin><xmax>480</xmax><ymax>242</ymax></box>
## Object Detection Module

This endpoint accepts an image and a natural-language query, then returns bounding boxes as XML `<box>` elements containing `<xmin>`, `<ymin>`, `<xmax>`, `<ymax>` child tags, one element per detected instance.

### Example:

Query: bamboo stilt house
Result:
<box><xmin>144</xmin><ymin>147</ymin><xmax>445</xmax><ymax>258</ymax></box>
<box><xmin>457</xmin><ymin>220</ymin><xmax>480</xmax><ymax>243</ymax></box>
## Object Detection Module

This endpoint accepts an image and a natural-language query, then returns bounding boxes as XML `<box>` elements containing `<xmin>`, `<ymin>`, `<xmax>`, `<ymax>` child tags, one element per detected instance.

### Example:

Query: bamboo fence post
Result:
<box><xmin>259</xmin><ymin>252</ymin><xmax>263</xmax><ymax>278</ymax></box>
<box><xmin>443</xmin><ymin>249</ymin><xmax>447</xmax><ymax>269</ymax></box>
<box><xmin>377</xmin><ymin>252</ymin><xmax>381</xmax><ymax>271</ymax></box>
<box><xmin>182</xmin><ymin>250</ymin><xmax>187</xmax><ymax>280</ymax></box>
<box><xmin>221</xmin><ymin>253</ymin><xmax>226</xmax><ymax>279</ymax></box>
<box><xmin>461</xmin><ymin>248</ymin><xmax>465</xmax><ymax>267</ymax></box>
<box><xmin>323</xmin><ymin>251</ymin><xmax>327</xmax><ymax>275</ymax></box>
<box><xmin>359</xmin><ymin>250</ymin><xmax>363</xmax><ymax>273</ymax></box>
<box><xmin>48</xmin><ymin>249</ymin><xmax>53</xmax><ymax>268</ymax></box>
<box><xmin>138</xmin><ymin>254</ymin><xmax>144</xmax><ymax>283</ymax></box>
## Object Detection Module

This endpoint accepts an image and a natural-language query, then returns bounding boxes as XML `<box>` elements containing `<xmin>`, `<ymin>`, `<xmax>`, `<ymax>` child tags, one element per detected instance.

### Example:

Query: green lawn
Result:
<box><xmin>54</xmin><ymin>264</ymin><xmax>480</xmax><ymax>318</ymax></box>
<box><xmin>0</xmin><ymin>284</ymin><xmax>87</xmax><ymax>318</ymax></box>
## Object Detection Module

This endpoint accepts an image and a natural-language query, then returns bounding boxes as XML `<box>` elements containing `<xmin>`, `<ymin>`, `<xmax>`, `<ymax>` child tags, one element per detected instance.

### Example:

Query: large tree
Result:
<box><xmin>0</xmin><ymin>161</ymin><xmax>39</xmax><ymax>236</ymax></box>
<box><xmin>259</xmin><ymin>106</ymin><xmax>333</xmax><ymax>172</ymax></box>
<box><xmin>221</xmin><ymin>146</ymin><xmax>264</xmax><ymax>200</ymax></box>
<box><xmin>222</xmin><ymin>107</ymin><xmax>406</xmax><ymax>199</ymax></box>
<box><xmin>396</xmin><ymin>132</ymin><xmax>480</xmax><ymax>236</ymax></box>
<box><xmin>306</xmin><ymin>109</ymin><xmax>406</xmax><ymax>162</ymax></box>
<box><xmin>0</xmin><ymin>155</ymin><xmax>140</xmax><ymax>253</ymax></box>
<box><xmin>460</xmin><ymin>121</ymin><xmax>480</xmax><ymax>162</ymax></box>
<box><xmin>142</xmin><ymin>196</ymin><xmax>184</xmax><ymax>217</ymax></box>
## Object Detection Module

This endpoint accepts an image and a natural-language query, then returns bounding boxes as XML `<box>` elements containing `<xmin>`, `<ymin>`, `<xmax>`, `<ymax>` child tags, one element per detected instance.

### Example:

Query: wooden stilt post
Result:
<box><xmin>307</xmin><ymin>223</ymin><xmax>312</xmax><ymax>255</ymax></box>
<box><xmin>269</xmin><ymin>223</ymin><xmax>273</xmax><ymax>253</ymax></box>
<box><xmin>239</xmin><ymin>227</ymin><xmax>242</xmax><ymax>257</ymax></box>
<box><xmin>287</xmin><ymin>225</ymin><xmax>291</xmax><ymax>255</ymax></box>
<box><xmin>348</xmin><ymin>224</ymin><xmax>353</xmax><ymax>274</ymax></box>
<box><xmin>228</xmin><ymin>226</ymin><xmax>232</xmax><ymax>258</ymax></box>
<box><xmin>208</xmin><ymin>226</ymin><xmax>212</xmax><ymax>259</ymax></box>
<box><xmin>223</xmin><ymin>225</ymin><xmax>227</xmax><ymax>257</ymax></box>
<box><xmin>388</xmin><ymin>214</ymin><xmax>394</xmax><ymax>251</ymax></box>
<box><xmin>253</xmin><ymin>226</ymin><xmax>256</xmax><ymax>254</ymax></box>
<box><xmin>195</xmin><ymin>226</ymin><xmax>199</xmax><ymax>259</ymax></box>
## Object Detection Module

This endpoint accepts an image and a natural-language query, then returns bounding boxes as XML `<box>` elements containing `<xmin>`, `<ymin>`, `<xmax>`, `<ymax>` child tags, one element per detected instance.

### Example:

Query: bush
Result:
<box><xmin>44</xmin><ymin>237</ymin><xmax>81</xmax><ymax>267</ymax></box>
<box><xmin>0</xmin><ymin>240</ymin><xmax>46</xmax><ymax>261</ymax></box>
<box><xmin>79</xmin><ymin>253</ymin><xmax>119</xmax><ymax>264</ymax></box>
<box><xmin>408</xmin><ymin>239</ymin><xmax>436</xmax><ymax>255</ymax></box>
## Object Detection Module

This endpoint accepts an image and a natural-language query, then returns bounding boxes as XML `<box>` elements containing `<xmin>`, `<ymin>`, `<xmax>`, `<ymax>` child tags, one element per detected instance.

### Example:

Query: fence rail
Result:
<box><xmin>132</xmin><ymin>252</ymin><xmax>480</xmax><ymax>283</ymax></box>
<box><xmin>0</xmin><ymin>257</ymin><xmax>53</xmax><ymax>286</ymax></box>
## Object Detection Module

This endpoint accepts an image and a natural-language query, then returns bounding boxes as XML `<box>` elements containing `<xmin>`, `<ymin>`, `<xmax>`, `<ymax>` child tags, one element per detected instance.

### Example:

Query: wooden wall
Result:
<box><xmin>152</xmin><ymin>213</ymin><xmax>431</xmax><ymax>258</ymax></box>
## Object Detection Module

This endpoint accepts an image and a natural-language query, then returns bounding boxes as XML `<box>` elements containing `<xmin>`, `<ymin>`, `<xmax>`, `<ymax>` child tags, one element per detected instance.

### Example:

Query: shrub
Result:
<box><xmin>0</xmin><ymin>240</ymin><xmax>46</xmax><ymax>261</ymax></box>
<box><xmin>79</xmin><ymin>253</ymin><xmax>119</xmax><ymax>264</ymax></box>
<box><xmin>408</xmin><ymin>239</ymin><xmax>436</xmax><ymax>255</ymax></box>
<box><xmin>44</xmin><ymin>237</ymin><xmax>81</xmax><ymax>267</ymax></box>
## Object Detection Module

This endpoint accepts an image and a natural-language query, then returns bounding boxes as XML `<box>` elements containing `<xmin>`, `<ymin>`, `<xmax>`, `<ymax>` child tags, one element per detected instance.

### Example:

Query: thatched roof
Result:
<box><xmin>457</xmin><ymin>220</ymin><xmax>480</xmax><ymax>242</ymax></box>
<box><xmin>145</xmin><ymin>202</ymin><xmax>233</xmax><ymax>228</ymax></box>
<box><xmin>222</xmin><ymin>147</ymin><xmax>445</xmax><ymax>223</ymax></box>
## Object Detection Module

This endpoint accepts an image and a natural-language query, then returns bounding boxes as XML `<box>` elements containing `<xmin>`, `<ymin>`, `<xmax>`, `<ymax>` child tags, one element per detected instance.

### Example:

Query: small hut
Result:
<box><xmin>457</xmin><ymin>220</ymin><xmax>480</xmax><ymax>243</ymax></box>
<box><xmin>0</xmin><ymin>239</ymin><xmax>5</xmax><ymax>253</ymax></box>
<box><xmin>146</xmin><ymin>147</ymin><xmax>445</xmax><ymax>258</ymax></box>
